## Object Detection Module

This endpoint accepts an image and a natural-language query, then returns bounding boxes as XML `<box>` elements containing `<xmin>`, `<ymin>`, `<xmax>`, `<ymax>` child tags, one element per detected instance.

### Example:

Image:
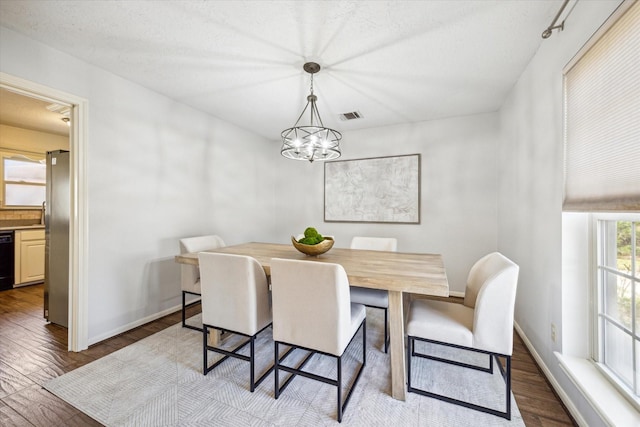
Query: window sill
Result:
<box><xmin>556</xmin><ymin>352</ymin><xmax>640</xmax><ymax>426</ymax></box>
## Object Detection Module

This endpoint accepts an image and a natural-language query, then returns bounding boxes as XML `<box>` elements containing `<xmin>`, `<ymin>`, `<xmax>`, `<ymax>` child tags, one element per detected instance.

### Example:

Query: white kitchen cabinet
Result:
<box><xmin>14</xmin><ymin>228</ymin><xmax>45</xmax><ymax>285</ymax></box>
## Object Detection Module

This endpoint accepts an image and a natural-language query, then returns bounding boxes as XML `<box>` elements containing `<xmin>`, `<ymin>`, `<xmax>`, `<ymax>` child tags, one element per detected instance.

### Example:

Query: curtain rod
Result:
<box><xmin>542</xmin><ymin>0</ymin><xmax>571</xmax><ymax>39</ymax></box>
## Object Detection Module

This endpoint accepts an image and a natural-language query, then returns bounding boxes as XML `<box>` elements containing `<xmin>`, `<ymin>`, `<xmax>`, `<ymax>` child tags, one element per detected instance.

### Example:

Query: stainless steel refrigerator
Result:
<box><xmin>44</xmin><ymin>150</ymin><xmax>70</xmax><ymax>328</ymax></box>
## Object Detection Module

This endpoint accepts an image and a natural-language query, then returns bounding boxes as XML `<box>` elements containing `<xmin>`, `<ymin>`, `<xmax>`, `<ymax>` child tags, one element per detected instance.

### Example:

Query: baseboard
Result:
<box><xmin>514</xmin><ymin>322</ymin><xmax>589</xmax><ymax>427</ymax></box>
<box><xmin>88</xmin><ymin>303</ymin><xmax>183</xmax><ymax>346</ymax></box>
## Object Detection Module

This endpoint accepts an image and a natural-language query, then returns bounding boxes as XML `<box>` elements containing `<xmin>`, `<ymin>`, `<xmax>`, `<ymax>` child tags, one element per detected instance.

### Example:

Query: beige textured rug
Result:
<box><xmin>45</xmin><ymin>310</ymin><xmax>524</xmax><ymax>426</ymax></box>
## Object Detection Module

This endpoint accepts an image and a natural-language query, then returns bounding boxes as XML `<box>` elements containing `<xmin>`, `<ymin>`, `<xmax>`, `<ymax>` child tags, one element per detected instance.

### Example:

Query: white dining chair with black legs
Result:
<box><xmin>179</xmin><ymin>235</ymin><xmax>225</xmax><ymax>331</ymax></box>
<box><xmin>349</xmin><ymin>236</ymin><xmax>397</xmax><ymax>353</ymax></box>
<box><xmin>270</xmin><ymin>258</ymin><xmax>366</xmax><ymax>423</ymax></box>
<box><xmin>198</xmin><ymin>252</ymin><xmax>272</xmax><ymax>392</ymax></box>
<box><xmin>406</xmin><ymin>252</ymin><xmax>519</xmax><ymax>420</ymax></box>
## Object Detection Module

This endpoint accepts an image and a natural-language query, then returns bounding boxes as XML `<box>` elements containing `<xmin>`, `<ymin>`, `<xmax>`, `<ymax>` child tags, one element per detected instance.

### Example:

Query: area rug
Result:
<box><xmin>45</xmin><ymin>310</ymin><xmax>524</xmax><ymax>426</ymax></box>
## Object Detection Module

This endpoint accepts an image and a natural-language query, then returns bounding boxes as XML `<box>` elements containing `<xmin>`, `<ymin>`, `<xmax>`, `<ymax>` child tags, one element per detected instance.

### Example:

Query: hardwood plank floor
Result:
<box><xmin>0</xmin><ymin>284</ymin><xmax>576</xmax><ymax>426</ymax></box>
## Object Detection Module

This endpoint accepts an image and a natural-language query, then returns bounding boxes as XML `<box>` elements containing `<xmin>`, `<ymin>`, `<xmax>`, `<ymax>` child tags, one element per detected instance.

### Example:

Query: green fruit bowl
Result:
<box><xmin>291</xmin><ymin>236</ymin><xmax>334</xmax><ymax>256</ymax></box>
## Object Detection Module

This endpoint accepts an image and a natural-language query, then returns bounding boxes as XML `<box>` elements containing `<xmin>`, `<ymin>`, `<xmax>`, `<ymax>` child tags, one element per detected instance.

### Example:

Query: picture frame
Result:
<box><xmin>324</xmin><ymin>154</ymin><xmax>420</xmax><ymax>223</ymax></box>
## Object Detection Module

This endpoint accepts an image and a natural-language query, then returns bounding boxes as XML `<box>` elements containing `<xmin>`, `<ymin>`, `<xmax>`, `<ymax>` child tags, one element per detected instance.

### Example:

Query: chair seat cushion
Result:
<box><xmin>406</xmin><ymin>299</ymin><xmax>474</xmax><ymax>348</ymax></box>
<box><xmin>350</xmin><ymin>287</ymin><xmax>388</xmax><ymax>308</ymax></box>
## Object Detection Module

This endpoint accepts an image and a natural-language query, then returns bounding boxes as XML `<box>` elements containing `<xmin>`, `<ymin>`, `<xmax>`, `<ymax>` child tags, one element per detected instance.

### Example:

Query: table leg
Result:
<box><xmin>207</xmin><ymin>329</ymin><xmax>221</xmax><ymax>347</ymax></box>
<box><xmin>388</xmin><ymin>290</ymin><xmax>407</xmax><ymax>401</ymax></box>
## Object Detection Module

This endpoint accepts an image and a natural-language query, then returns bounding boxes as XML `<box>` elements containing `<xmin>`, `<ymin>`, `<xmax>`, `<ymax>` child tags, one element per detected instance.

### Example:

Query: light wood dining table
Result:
<box><xmin>175</xmin><ymin>241</ymin><xmax>449</xmax><ymax>401</ymax></box>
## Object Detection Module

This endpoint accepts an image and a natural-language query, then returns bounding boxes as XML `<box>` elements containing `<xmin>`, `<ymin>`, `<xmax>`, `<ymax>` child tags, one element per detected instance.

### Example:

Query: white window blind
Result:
<box><xmin>563</xmin><ymin>1</ymin><xmax>640</xmax><ymax>212</ymax></box>
<box><xmin>1</xmin><ymin>155</ymin><xmax>46</xmax><ymax>207</ymax></box>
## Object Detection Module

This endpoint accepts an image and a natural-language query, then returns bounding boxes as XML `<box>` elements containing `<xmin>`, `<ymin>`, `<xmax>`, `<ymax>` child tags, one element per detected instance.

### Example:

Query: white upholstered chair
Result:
<box><xmin>406</xmin><ymin>252</ymin><xmax>519</xmax><ymax>420</ymax></box>
<box><xmin>198</xmin><ymin>252</ymin><xmax>272</xmax><ymax>392</ymax></box>
<box><xmin>179</xmin><ymin>235</ymin><xmax>225</xmax><ymax>330</ymax></box>
<box><xmin>270</xmin><ymin>258</ymin><xmax>366</xmax><ymax>423</ymax></box>
<box><xmin>349</xmin><ymin>236</ymin><xmax>397</xmax><ymax>353</ymax></box>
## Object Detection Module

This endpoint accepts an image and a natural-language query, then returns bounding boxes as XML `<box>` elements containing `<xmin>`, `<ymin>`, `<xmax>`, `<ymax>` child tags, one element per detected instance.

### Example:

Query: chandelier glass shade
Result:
<box><xmin>280</xmin><ymin>62</ymin><xmax>342</xmax><ymax>163</ymax></box>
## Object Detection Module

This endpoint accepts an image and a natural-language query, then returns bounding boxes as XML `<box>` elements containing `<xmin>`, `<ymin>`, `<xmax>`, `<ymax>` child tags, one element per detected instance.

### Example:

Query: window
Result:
<box><xmin>595</xmin><ymin>217</ymin><xmax>640</xmax><ymax>403</ymax></box>
<box><xmin>562</xmin><ymin>0</ymin><xmax>640</xmax><ymax>408</ymax></box>
<box><xmin>1</xmin><ymin>154</ymin><xmax>46</xmax><ymax>208</ymax></box>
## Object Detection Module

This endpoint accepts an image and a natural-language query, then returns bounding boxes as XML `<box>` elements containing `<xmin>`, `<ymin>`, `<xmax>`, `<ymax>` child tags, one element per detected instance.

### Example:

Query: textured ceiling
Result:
<box><xmin>0</xmin><ymin>1</ymin><xmax>561</xmax><ymax>140</ymax></box>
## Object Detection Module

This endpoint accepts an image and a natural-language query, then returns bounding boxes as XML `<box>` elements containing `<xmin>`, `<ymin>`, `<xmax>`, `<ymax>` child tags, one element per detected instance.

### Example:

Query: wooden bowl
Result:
<box><xmin>291</xmin><ymin>236</ymin><xmax>334</xmax><ymax>256</ymax></box>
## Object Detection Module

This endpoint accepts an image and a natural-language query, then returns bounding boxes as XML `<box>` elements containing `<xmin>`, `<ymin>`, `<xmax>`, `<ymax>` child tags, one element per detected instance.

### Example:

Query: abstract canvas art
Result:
<box><xmin>324</xmin><ymin>154</ymin><xmax>420</xmax><ymax>223</ymax></box>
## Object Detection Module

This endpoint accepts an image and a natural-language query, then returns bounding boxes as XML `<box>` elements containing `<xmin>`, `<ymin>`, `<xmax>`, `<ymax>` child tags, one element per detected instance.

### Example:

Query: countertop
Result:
<box><xmin>0</xmin><ymin>224</ymin><xmax>45</xmax><ymax>231</ymax></box>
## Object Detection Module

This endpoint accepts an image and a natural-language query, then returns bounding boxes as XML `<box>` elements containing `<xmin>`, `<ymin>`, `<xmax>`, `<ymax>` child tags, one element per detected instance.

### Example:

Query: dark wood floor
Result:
<box><xmin>0</xmin><ymin>284</ymin><xmax>576</xmax><ymax>426</ymax></box>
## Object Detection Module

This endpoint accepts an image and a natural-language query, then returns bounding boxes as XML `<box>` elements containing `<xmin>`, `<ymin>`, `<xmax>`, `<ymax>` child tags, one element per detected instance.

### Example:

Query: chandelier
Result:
<box><xmin>280</xmin><ymin>62</ymin><xmax>342</xmax><ymax>163</ymax></box>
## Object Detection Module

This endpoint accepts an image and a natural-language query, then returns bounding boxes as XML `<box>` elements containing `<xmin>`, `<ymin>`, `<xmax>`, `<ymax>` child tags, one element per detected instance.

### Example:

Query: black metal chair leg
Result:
<box><xmin>273</xmin><ymin>319</ymin><xmax>366</xmax><ymax>423</ymax></box>
<box><xmin>363</xmin><ymin>304</ymin><xmax>389</xmax><ymax>353</ymax></box>
<box><xmin>407</xmin><ymin>336</ymin><xmax>512</xmax><ymax>420</ymax></box>
<box><xmin>337</xmin><ymin>356</ymin><xmax>343</xmax><ymax>423</ymax></box>
<box><xmin>384</xmin><ymin>307</ymin><xmax>389</xmax><ymax>353</ymax></box>
<box><xmin>203</xmin><ymin>323</ymin><xmax>273</xmax><ymax>392</ymax></box>
<box><xmin>250</xmin><ymin>336</ymin><xmax>255</xmax><ymax>392</ymax></box>
<box><xmin>407</xmin><ymin>336</ymin><xmax>413</xmax><ymax>389</ymax></box>
<box><xmin>182</xmin><ymin>291</ymin><xmax>203</xmax><ymax>331</ymax></box>
<box><xmin>506</xmin><ymin>356</ymin><xmax>511</xmax><ymax>419</ymax></box>
<box><xmin>182</xmin><ymin>291</ymin><xmax>187</xmax><ymax>327</ymax></box>
<box><xmin>202</xmin><ymin>325</ymin><xmax>208</xmax><ymax>374</ymax></box>
<box><xmin>363</xmin><ymin>320</ymin><xmax>367</xmax><ymax>366</ymax></box>
<box><xmin>274</xmin><ymin>341</ymin><xmax>280</xmax><ymax>399</ymax></box>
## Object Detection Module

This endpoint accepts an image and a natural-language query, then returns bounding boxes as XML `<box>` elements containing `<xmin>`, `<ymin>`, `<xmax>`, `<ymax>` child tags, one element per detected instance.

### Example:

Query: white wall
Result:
<box><xmin>0</xmin><ymin>124</ymin><xmax>69</xmax><ymax>153</ymax></box>
<box><xmin>267</xmin><ymin>113</ymin><xmax>501</xmax><ymax>292</ymax></box>
<box><xmin>0</xmin><ymin>27</ymin><xmax>274</xmax><ymax>343</ymax></box>
<box><xmin>561</xmin><ymin>212</ymin><xmax>591</xmax><ymax>359</ymax></box>
<box><xmin>497</xmin><ymin>1</ymin><xmax>624</xmax><ymax>426</ymax></box>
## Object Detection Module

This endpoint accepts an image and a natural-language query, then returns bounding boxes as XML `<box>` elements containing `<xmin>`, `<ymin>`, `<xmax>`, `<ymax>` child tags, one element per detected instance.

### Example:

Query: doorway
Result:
<box><xmin>0</xmin><ymin>72</ymin><xmax>88</xmax><ymax>351</ymax></box>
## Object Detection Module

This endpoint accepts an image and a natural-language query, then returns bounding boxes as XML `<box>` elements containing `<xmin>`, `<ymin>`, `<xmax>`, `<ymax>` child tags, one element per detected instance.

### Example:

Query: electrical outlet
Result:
<box><xmin>551</xmin><ymin>323</ymin><xmax>557</xmax><ymax>343</ymax></box>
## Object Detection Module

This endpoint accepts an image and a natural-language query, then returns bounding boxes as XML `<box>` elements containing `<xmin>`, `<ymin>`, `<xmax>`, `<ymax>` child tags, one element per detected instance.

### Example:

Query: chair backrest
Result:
<box><xmin>179</xmin><ymin>235</ymin><xmax>226</xmax><ymax>254</ymax></box>
<box><xmin>179</xmin><ymin>235</ymin><xmax>225</xmax><ymax>291</ymax></box>
<box><xmin>350</xmin><ymin>236</ymin><xmax>398</xmax><ymax>252</ymax></box>
<box><xmin>270</xmin><ymin>258</ymin><xmax>352</xmax><ymax>356</ymax></box>
<box><xmin>197</xmin><ymin>252</ymin><xmax>270</xmax><ymax>336</ymax></box>
<box><xmin>464</xmin><ymin>252</ymin><xmax>519</xmax><ymax>355</ymax></box>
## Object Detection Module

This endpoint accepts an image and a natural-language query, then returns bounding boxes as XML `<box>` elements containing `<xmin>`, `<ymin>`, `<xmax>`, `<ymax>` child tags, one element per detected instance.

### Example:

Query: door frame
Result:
<box><xmin>1</xmin><ymin>72</ymin><xmax>88</xmax><ymax>351</ymax></box>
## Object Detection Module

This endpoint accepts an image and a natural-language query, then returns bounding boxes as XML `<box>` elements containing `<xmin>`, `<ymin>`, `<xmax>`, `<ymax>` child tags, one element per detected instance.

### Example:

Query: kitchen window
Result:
<box><xmin>595</xmin><ymin>217</ymin><xmax>640</xmax><ymax>403</ymax></box>
<box><xmin>1</xmin><ymin>153</ymin><xmax>46</xmax><ymax>208</ymax></box>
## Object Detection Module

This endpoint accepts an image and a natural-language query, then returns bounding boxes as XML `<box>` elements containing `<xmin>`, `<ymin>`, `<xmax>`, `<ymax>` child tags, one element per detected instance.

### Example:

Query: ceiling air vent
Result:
<box><xmin>339</xmin><ymin>111</ymin><xmax>363</xmax><ymax>121</ymax></box>
<box><xmin>46</xmin><ymin>103</ymin><xmax>71</xmax><ymax>117</ymax></box>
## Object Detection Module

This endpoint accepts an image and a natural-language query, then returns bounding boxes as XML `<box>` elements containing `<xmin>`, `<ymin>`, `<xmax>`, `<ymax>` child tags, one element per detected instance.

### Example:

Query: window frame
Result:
<box><xmin>591</xmin><ymin>212</ymin><xmax>640</xmax><ymax>410</ymax></box>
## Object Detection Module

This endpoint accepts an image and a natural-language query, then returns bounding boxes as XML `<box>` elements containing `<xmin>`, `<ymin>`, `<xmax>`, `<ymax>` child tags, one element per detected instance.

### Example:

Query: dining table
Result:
<box><xmin>175</xmin><ymin>241</ymin><xmax>449</xmax><ymax>401</ymax></box>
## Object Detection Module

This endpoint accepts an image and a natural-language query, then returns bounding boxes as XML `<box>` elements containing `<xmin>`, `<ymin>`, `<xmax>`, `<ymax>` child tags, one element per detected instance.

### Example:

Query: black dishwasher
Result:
<box><xmin>0</xmin><ymin>230</ymin><xmax>14</xmax><ymax>291</ymax></box>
